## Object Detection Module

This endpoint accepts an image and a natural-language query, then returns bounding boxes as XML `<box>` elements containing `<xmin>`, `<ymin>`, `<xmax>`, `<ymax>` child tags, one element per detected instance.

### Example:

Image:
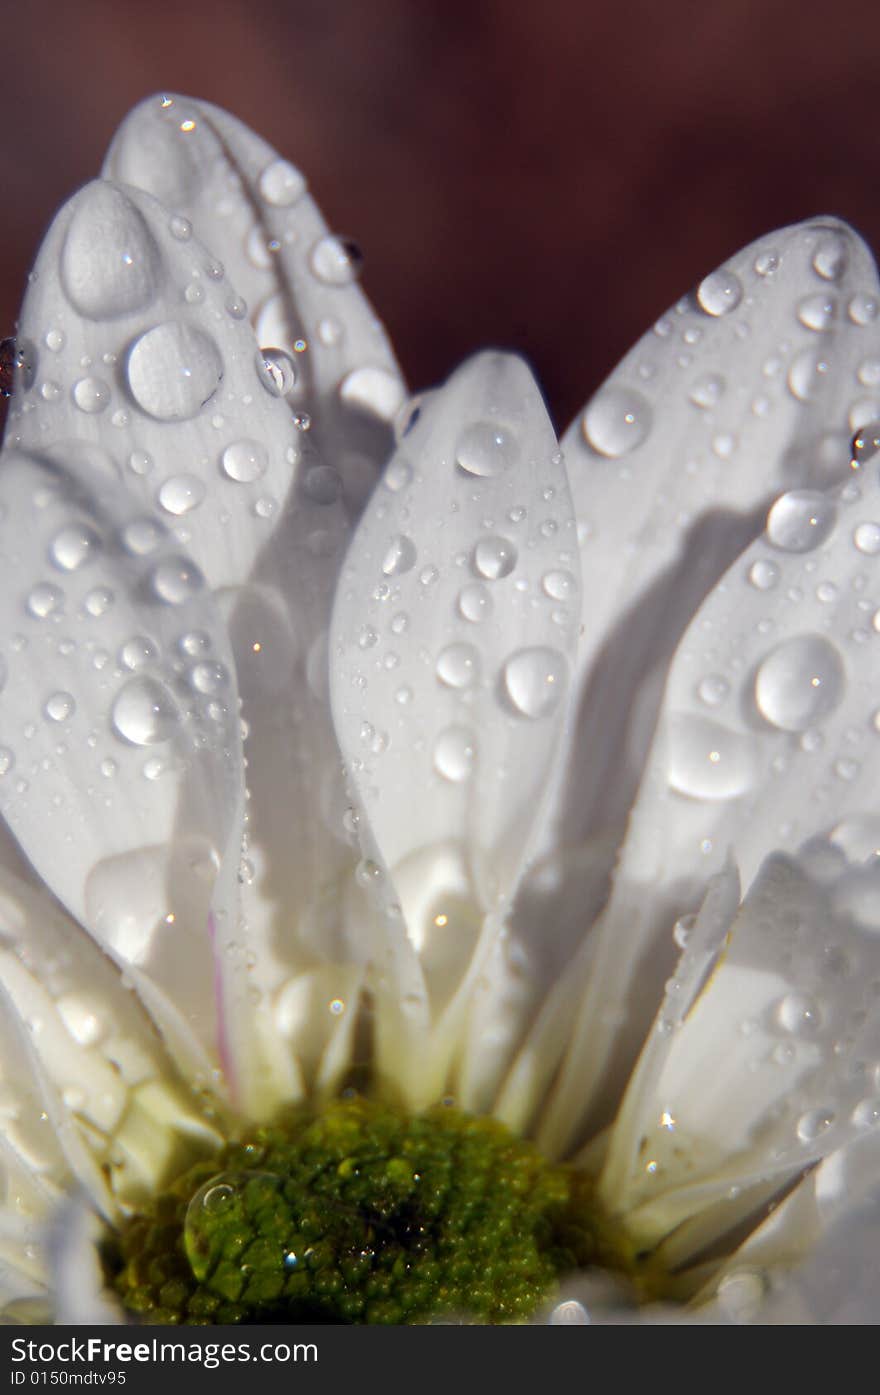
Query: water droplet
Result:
<box><xmin>457</xmin><ymin>584</ymin><xmax>493</xmax><ymax>623</ymax></box>
<box><xmin>27</xmin><ymin>583</ymin><xmax>63</xmax><ymax>619</ymax></box>
<box><xmin>849</xmin><ymin>293</ymin><xmax>878</xmax><ymax>326</ymax></box>
<box><xmin>748</xmin><ymin>558</ymin><xmax>780</xmax><ymax>590</ymax></box>
<box><xmin>127</xmin><ymin>322</ymin><xmax>222</xmax><ymax>421</ymax></box>
<box><xmin>766</xmin><ymin>491</ymin><xmax>836</xmax><ymax>552</ymax></box>
<box><xmin>798</xmin><ymin>294</ymin><xmax>837</xmax><ymax>331</ymax></box>
<box><xmin>119</xmin><ymin>636</ymin><xmax>157</xmax><ymax>670</ymax></box>
<box><xmin>381</xmin><ymin>534</ymin><xmax>417</xmax><ymax>576</ymax></box>
<box><xmin>777</xmin><ymin>992</ymin><xmax>822</xmax><ymax>1035</ymax></box>
<box><xmin>256</xmin><ymin>347</ymin><xmax>296</xmax><ymax>397</ymax></box>
<box><xmin>697</xmin><ymin>674</ymin><xmax>730</xmax><ymax>707</ymax></box>
<box><xmin>854</xmin><ymin>522</ymin><xmax>880</xmax><ymax>555</ymax></box>
<box><xmin>169</xmin><ymin>215</ymin><xmax>192</xmax><ymax>241</ymax></box>
<box><xmin>796</xmin><ymin>1108</ymin><xmax>834</xmax><ymax>1143</ymax></box>
<box><xmin>502</xmin><ymin>647</ymin><xmax>567</xmax><ymax>719</ymax></box>
<box><xmin>812</xmin><ymin>234</ymin><xmax>846</xmax><ymax>281</ymax></box>
<box><xmin>433</xmin><ymin>726</ymin><xmax>476</xmax><ymax>782</ymax></box>
<box><xmin>157</xmin><ymin>474</ymin><xmax>206</xmax><ymax>516</ymax></box>
<box><xmin>339</xmin><ymin>366</ymin><xmax>404</xmax><ymax>422</ymax></box>
<box><xmin>436</xmin><ymin>643</ymin><xmax>479</xmax><ymax>689</ymax></box>
<box><xmin>787</xmin><ymin>348</ymin><xmax>830</xmax><ymax>403</ymax></box>
<box><xmin>258</xmin><ymin>158</ymin><xmax>306</xmax><ymax>206</ymax></box>
<box><xmin>189</xmin><ymin>661</ymin><xmax>228</xmax><ymax>695</ymax></box>
<box><xmin>582</xmin><ymin>386</ymin><xmax>652</xmax><ymax>457</ymax></box>
<box><xmin>128</xmin><ymin>449</ymin><xmax>153</xmax><ymax>477</ymax></box>
<box><xmin>541</xmin><ymin>569</ymin><xmax>577</xmax><ymax>601</ymax></box>
<box><xmin>84</xmin><ymin>586</ymin><xmax>113</xmax><ymax>618</ymax></box>
<box><xmin>50</xmin><ymin>525</ymin><xmax>101</xmax><ymax>571</ymax></box>
<box><xmin>472</xmin><ymin>535</ymin><xmax>517</xmax><ymax>580</ymax></box>
<box><xmin>851</xmin><ymin>424</ymin><xmax>880</xmax><ymax>468</ymax></box>
<box><xmin>385</xmin><ymin>458</ymin><xmax>413</xmax><ymax>492</ymax></box>
<box><xmin>111</xmin><ymin>676</ymin><xmax>180</xmax><ymax>745</ymax></box>
<box><xmin>689</xmin><ymin>373</ymin><xmax>725</xmax><ymax>408</ymax></box>
<box><xmin>61</xmin><ymin>185</ymin><xmax>161</xmax><ymax>320</ymax></box>
<box><xmin>150</xmin><ymin>556</ymin><xmax>204</xmax><ymax>604</ymax></box>
<box><xmin>44</xmin><ymin>691</ymin><xmax>75</xmax><ymax>723</ymax></box>
<box><xmin>221</xmin><ymin>439</ymin><xmax>268</xmax><ymax>484</ymax></box>
<box><xmin>696</xmin><ymin>268</ymin><xmax>743</xmax><ymax>316</ymax></box>
<box><xmin>755</xmin><ymin>635</ymin><xmax>844</xmax><ymax>732</ymax></box>
<box><xmin>0</xmin><ymin>748</ymin><xmax>13</xmax><ymax>777</ymax></box>
<box><xmin>754</xmin><ymin>250</ymin><xmax>780</xmax><ymax>276</ymax></box>
<box><xmin>455</xmin><ymin>421</ymin><xmax>519</xmax><ymax>477</ymax></box>
<box><xmin>852</xmin><ymin>1098</ymin><xmax>880</xmax><ymax>1128</ymax></box>
<box><xmin>45</xmin><ymin>328</ymin><xmax>65</xmax><ymax>352</ymax></box>
<box><xmin>309</xmin><ymin>235</ymin><xmax>364</xmax><ymax>285</ymax></box>
<box><xmin>72</xmin><ymin>376</ymin><xmax>111</xmax><ymax>414</ymax></box>
<box><xmin>357</xmin><ymin>626</ymin><xmax>378</xmax><ymax>650</ymax></box>
<box><xmin>122</xmin><ymin>518</ymin><xmax>162</xmax><ymax>556</ymax></box>
<box><xmin>667</xmin><ymin>715</ymin><xmax>758</xmax><ymax>800</ymax></box>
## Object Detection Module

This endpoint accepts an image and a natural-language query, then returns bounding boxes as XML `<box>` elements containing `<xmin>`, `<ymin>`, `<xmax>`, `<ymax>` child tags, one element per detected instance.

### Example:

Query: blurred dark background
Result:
<box><xmin>4</xmin><ymin>0</ymin><xmax>880</xmax><ymax>432</ymax></box>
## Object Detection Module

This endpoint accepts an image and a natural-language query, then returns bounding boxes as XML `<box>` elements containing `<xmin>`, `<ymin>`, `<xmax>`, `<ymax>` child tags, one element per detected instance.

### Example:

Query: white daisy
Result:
<box><xmin>1</xmin><ymin>93</ymin><xmax>880</xmax><ymax>1325</ymax></box>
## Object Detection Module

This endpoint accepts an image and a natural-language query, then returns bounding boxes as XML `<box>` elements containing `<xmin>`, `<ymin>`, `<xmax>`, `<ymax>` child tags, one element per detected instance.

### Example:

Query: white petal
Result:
<box><xmin>4</xmin><ymin>178</ymin><xmax>302</xmax><ymax>592</ymax></box>
<box><xmin>541</xmin><ymin>440</ymin><xmax>880</xmax><ymax>1153</ymax></box>
<box><xmin>102</xmin><ymin>93</ymin><xmax>404</xmax><ymax>513</ymax></box>
<box><xmin>330</xmin><ymin>352</ymin><xmax>580</xmax><ymax>1102</ymax></box>
<box><xmin>45</xmin><ymin>1196</ymin><xmax>123</xmax><ymax>1323</ymax></box>
<box><xmin>555</xmin><ymin>218</ymin><xmax>880</xmax><ymax>865</ymax></box>
<box><xmin>0</xmin><ymin>447</ymin><xmax>244</xmax><ymax>1075</ymax></box>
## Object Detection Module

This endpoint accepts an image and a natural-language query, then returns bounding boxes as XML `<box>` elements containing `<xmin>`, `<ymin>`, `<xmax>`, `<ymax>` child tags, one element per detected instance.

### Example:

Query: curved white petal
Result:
<box><xmin>549</xmin><ymin>219</ymin><xmax>880</xmax><ymax>882</ymax></box>
<box><xmin>102</xmin><ymin>92</ymin><xmax>404</xmax><ymax>515</ymax></box>
<box><xmin>541</xmin><ymin>439</ymin><xmax>880</xmax><ymax>1153</ymax></box>
<box><xmin>330</xmin><ymin>352</ymin><xmax>580</xmax><ymax>1103</ymax></box>
<box><xmin>0</xmin><ymin>446</ymin><xmax>244</xmax><ymax>1079</ymax></box>
<box><xmin>45</xmin><ymin>1196</ymin><xmax>124</xmax><ymax>1323</ymax></box>
<box><xmin>4</xmin><ymin>178</ymin><xmax>301</xmax><ymax>592</ymax></box>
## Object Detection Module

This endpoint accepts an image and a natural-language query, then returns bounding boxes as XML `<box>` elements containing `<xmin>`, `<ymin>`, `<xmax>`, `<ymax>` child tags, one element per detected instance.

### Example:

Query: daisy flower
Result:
<box><xmin>1</xmin><ymin>93</ymin><xmax>880</xmax><ymax>1326</ymax></box>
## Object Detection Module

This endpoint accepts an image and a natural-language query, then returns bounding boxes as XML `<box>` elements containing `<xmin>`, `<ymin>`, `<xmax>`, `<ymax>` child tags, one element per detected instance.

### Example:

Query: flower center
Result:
<box><xmin>107</xmin><ymin>1096</ymin><xmax>634</xmax><ymax>1324</ymax></box>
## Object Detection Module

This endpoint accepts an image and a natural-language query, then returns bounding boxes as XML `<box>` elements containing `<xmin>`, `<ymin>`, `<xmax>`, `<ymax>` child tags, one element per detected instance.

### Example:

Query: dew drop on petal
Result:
<box><xmin>27</xmin><ymin>583</ymin><xmax>63</xmax><ymax>619</ymax></box>
<box><xmin>796</xmin><ymin>1108</ymin><xmax>835</xmax><ymax>1143</ymax></box>
<box><xmin>852</xmin><ymin>1098</ymin><xmax>880</xmax><ymax>1129</ymax></box>
<box><xmin>797</xmin><ymin>294</ymin><xmax>836</xmax><ymax>331</ymax></box>
<box><xmin>582</xmin><ymin>387</ymin><xmax>652</xmax><ymax>457</ymax></box>
<box><xmin>542</xmin><ymin>570</ymin><xmax>577</xmax><ymax>601</ymax></box>
<box><xmin>258</xmin><ymin>158</ymin><xmax>306</xmax><ymax>206</ymax></box>
<box><xmin>384</xmin><ymin>458</ymin><xmax>413</xmax><ymax>492</ymax></box>
<box><xmin>854</xmin><ymin>522</ymin><xmax>880</xmax><ymax>555</ymax></box>
<box><xmin>473</xmin><ymin>535</ymin><xmax>517</xmax><ymax>580</ymax></box>
<box><xmin>127</xmin><ymin>322</ymin><xmax>222</xmax><ymax>421</ymax></box>
<box><xmin>381</xmin><ymin>534</ymin><xmax>417</xmax><ymax>576</ymax></box>
<box><xmin>777</xmin><ymin>992</ymin><xmax>822</xmax><ymax>1035</ymax></box>
<box><xmin>157</xmin><ymin>474</ymin><xmax>206</xmax><ymax>516</ymax></box>
<box><xmin>696</xmin><ymin>269</ymin><xmax>743</xmax><ymax>316</ymax></box>
<box><xmin>84</xmin><ymin>586</ymin><xmax>113</xmax><ymax>617</ymax></box>
<box><xmin>748</xmin><ymin>559</ymin><xmax>780</xmax><ymax>590</ymax></box>
<box><xmin>44</xmin><ymin>691</ymin><xmax>75</xmax><ymax>723</ymax></box>
<box><xmin>689</xmin><ymin>373</ymin><xmax>725</xmax><ymax>409</ymax></box>
<box><xmin>189</xmin><ymin>661</ymin><xmax>228</xmax><ymax>695</ymax></box>
<box><xmin>457</xmin><ymin>583</ymin><xmax>493</xmax><ymax>623</ymax></box>
<box><xmin>0</xmin><ymin>748</ymin><xmax>13</xmax><ymax>777</ymax></box>
<box><xmin>755</xmin><ymin>635</ymin><xmax>844</xmax><ymax>732</ymax></box>
<box><xmin>812</xmin><ymin>234</ymin><xmax>847</xmax><ymax>281</ymax></box>
<box><xmin>502</xmin><ymin>647</ymin><xmax>567</xmax><ymax>719</ymax></box>
<box><xmin>111</xmin><ymin>676</ymin><xmax>180</xmax><ymax>745</ymax></box>
<box><xmin>256</xmin><ymin>347</ymin><xmax>296</xmax><ymax>397</ymax></box>
<box><xmin>433</xmin><ymin>726</ymin><xmax>476</xmax><ymax>782</ymax></box>
<box><xmin>309</xmin><ymin>235</ymin><xmax>364</xmax><ymax>286</ymax></box>
<box><xmin>697</xmin><ymin>674</ymin><xmax>730</xmax><ymax>707</ymax></box>
<box><xmin>849</xmin><ymin>294</ymin><xmax>879</xmax><ymax>326</ymax></box>
<box><xmin>766</xmin><ymin>491</ymin><xmax>836</xmax><ymax>552</ymax></box>
<box><xmin>72</xmin><ymin>377</ymin><xmax>111</xmax><ymax>414</ymax></box>
<box><xmin>119</xmin><ymin>636</ymin><xmax>157</xmax><ymax>671</ymax></box>
<box><xmin>436</xmin><ymin>643</ymin><xmax>479</xmax><ymax>689</ymax></box>
<box><xmin>455</xmin><ymin>422</ymin><xmax>519</xmax><ymax>477</ymax></box>
<box><xmin>61</xmin><ymin>186</ymin><xmax>161</xmax><ymax>320</ymax></box>
<box><xmin>221</xmin><ymin>439</ymin><xmax>268</xmax><ymax>483</ymax></box>
<box><xmin>150</xmin><ymin>556</ymin><xmax>204</xmax><ymax>604</ymax></box>
<box><xmin>787</xmin><ymin>349</ymin><xmax>830</xmax><ymax>403</ymax></box>
<box><xmin>50</xmin><ymin>525</ymin><xmax>101</xmax><ymax>572</ymax></box>
<box><xmin>667</xmin><ymin>715</ymin><xmax>757</xmax><ymax>800</ymax></box>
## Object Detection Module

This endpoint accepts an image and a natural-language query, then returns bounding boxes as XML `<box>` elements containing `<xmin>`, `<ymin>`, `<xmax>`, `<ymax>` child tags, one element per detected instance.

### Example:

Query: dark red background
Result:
<box><xmin>4</xmin><ymin>0</ymin><xmax>880</xmax><ymax>432</ymax></box>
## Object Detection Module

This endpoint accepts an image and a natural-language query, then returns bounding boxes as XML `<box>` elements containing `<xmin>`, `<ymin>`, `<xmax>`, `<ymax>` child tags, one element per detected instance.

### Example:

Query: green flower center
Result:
<box><xmin>107</xmin><ymin>1096</ymin><xmax>630</xmax><ymax>1324</ymax></box>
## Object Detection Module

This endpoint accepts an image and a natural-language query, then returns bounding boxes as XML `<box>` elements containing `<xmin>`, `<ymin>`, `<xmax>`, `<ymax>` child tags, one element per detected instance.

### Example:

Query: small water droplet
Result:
<box><xmin>256</xmin><ymin>347</ymin><xmax>296</xmax><ymax>397</ymax></box>
<box><xmin>258</xmin><ymin>158</ymin><xmax>306</xmax><ymax>206</ymax></box>
<box><xmin>309</xmin><ymin>235</ymin><xmax>364</xmax><ymax>286</ymax></box>
<box><xmin>696</xmin><ymin>268</ymin><xmax>743</xmax><ymax>316</ymax></box>
<box><xmin>582</xmin><ymin>386</ymin><xmax>652</xmax><ymax>457</ymax></box>
<box><xmin>50</xmin><ymin>525</ymin><xmax>101</xmax><ymax>572</ymax></box>
<box><xmin>697</xmin><ymin>674</ymin><xmax>730</xmax><ymax>707</ymax></box>
<box><xmin>854</xmin><ymin>522</ymin><xmax>880</xmax><ymax>555</ymax></box>
<box><xmin>221</xmin><ymin>439</ymin><xmax>268</xmax><ymax>484</ymax></box>
<box><xmin>849</xmin><ymin>293</ymin><xmax>878</xmax><ymax>326</ymax></box>
<box><xmin>150</xmin><ymin>557</ymin><xmax>204</xmax><ymax>604</ymax></box>
<box><xmin>777</xmin><ymin>992</ymin><xmax>822</xmax><ymax>1035</ymax></box>
<box><xmin>385</xmin><ymin>458</ymin><xmax>413</xmax><ymax>492</ymax></box>
<box><xmin>27</xmin><ymin>583</ymin><xmax>63</xmax><ymax>619</ymax></box>
<box><xmin>796</xmin><ymin>1107</ymin><xmax>835</xmax><ymax>1143</ymax></box>
<box><xmin>44</xmin><ymin>691</ymin><xmax>75</xmax><ymax>723</ymax></box>
<box><xmin>754</xmin><ymin>249</ymin><xmax>780</xmax><ymax>276</ymax></box>
<box><xmin>111</xmin><ymin>676</ymin><xmax>179</xmax><ymax>745</ymax></box>
<box><xmin>72</xmin><ymin>376</ymin><xmax>111</xmax><ymax>414</ymax></box>
<box><xmin>157</xmin><ymin>474</ymin><xmax>206</xmax><ymax>516</ymax></box>
<box><xmin>119</xmin><ymin>636</ymin><xmax>157</xmax><ymax>670</ymax></box>
<box><xmin>381</xmin><ymin>534</ymin><xmax>417</xmax><ymax>576</ymax></box>
<box><xmin>667</xmin><ymin>715</ymin><xmax>757</xmax><ymax>800</ymax></box>
<box><xmin>83</xmin><ymin>586</ymin><xmax>113</xmax><ymax>618</ymax></box>
<box><xmin>787</xmin><ymin>348</ymin><xmax>830</xmax><ymax>403</ymax></box>
<box><xmin>797</xmin><ymin>293</ymin><xmax>837</xmax><ymax>331</ymax></box>
<box><xmin>748</xmin><ymin>558</ymin><xmax>780</xmax><ymax>590</ymax></box>
<box><xmin>689</xmin><ymin>373</ymin><xmax>725</xmax><ymax>409</ymax></box>
<box><xmin>433</xmin><ymin>726</ymin><xmax>476</xmax><ymax>782</ymax></box>
<box><xmin>455</xmin><ymin>421</ymin><xmax>519</xmax><ymax>477</ymax></box>
<box><xmin>755</xmin><ymin>635</ymin><xmax>844</xmax><ymax>732</ymax></box>
<box><xmin>189</xmin><ymin>661</ymin><xmax>228</xmax><ymax>695</ymax></box>
<box><xmin>457</xmin><ymin>583</ymin><xmax>493</xmax><ymax>623</ymax></box>
<box><xmin>472</xmin><ymin>535</ymin><xmax>517</xmax><ymax>580</ymax></box>
<box><xmin>541</xmin><ymin>569</ymin><xmax>577</xmax><ymax>601</ymax></box>
<box><xmin>502</xmin><ymin>647</ymin><xmax>567</xmax><ymax>719</ymax></box>
<box><xmin>812</xmin><ymin>233</ymin><xmax>846</xmax><ymax>281</ymax></box>
<box><xmin>436</xmin><ymin>643</ymin><xmax>479</xmax><ymax>689</ymax></box>
<box><xmin>766</xmin><ymin>491</ymin><xmax>836</xmax><ymax>552</ymax></box>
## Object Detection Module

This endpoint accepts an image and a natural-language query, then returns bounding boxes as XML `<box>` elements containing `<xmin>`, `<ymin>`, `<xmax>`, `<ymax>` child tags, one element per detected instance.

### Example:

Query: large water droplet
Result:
<box><xmin>796</xmin><ymin>1108</ymin><xmax>834</xmax><ymax>1143</ymax></box>
<box><xmin>696</xmin><ymin>268</ymin><xmax>743</xmax><ymax>316</ymax></box>
<box><xmin>150</xmin><ymin>556</ymin><xmax>204</xmax><ymax>605</ymax></box>
<box><xmin>111</xmin><ymin>676</ymin><xmax>179</xmax><ymax>745</ymax></box>
<box><xmin>127</xmin><ymin>322</ymin><xmax>222</xmax><ymax>421</ymax></box>
<box><xmin>582</xmin><ymin>386</ymin><xmax>652</xmax><ymax>457</ymax></box>
<box><xmin>542</xmin><ymin>569</ymin><xmax>577</xmax><ymax>601</ymax></box>
<box><xmin>433</xmin><ymin>726</ymin><xmax>476</xmax><ymax>782</ymax></box>
<box><xmin>119</xmin><ymin>636</ymin><xmax>157</xmax><ymax>671</ymax></box>
<box><xmin>61</xmin><ymin>185</ymin><xmax>161</xmax><ymax>320</ymax></box>
<box><xmin>50</xmin><ymin>524</ymin><xmax>101</xmax><ymax>571</ymax></box>
<box><xmin>797</xmin><ymin>294</ymin><xmax>837</xmax><ymax>332</ymax></box>
<box><xmin>27</xmin><ymin>583</ymin><xmax>63</xmax><ymax>619</ymax></box>
<box><xmin>854</xmin><ymin>522</ymin><xmax>880</xmax><ymax>555</ymax></box>
<box><xmin>221</xmin><ymin>439</ymin><xmax>268</xmax><ymax>483</ymax></box>
<box><xmin>436</xmin><ymin>643</ymin><xmax>479</xmax><ymax>689</ymax></box>
<box><xmin>457</xmin><ymin>584</ymin><xmax>493</xmax><ymax>623</ymax></box>
<box><xmin>454</xmin><ymin>421</ymin><xmax>519</xmax><ymax>478</ymax></box>
<box><xmin>472</xmin><ymin>535</ymin><xmax>517</xmax><ymax>580</ymax></box>
<box><xmin>748</xmin><ymin>558</ymin><xmax>780</xmax><ymax>590</ymax></box>
<box><xmin>256</xmin><ymin>347</ymin><xmax>296</xmax><ymax>397</ymax></box>
<box><xmin>777</xmin><ymin>991</ymin><xmax>822</xmax><ymax>1035</ymax></box>
<box><xmin>157</xmin><ymin>474</ymin><xmax>206</xmax><ymax>516</ymax></box>
<box><xmin>755</xmin><ymin>635</ymin><xmax>844</xmax><ymax>731</ymax></box>
<box><xmin>766</xmin><ymin>491</ymin><xmax>836</xmax><ymax>552</ymax></box>
<box><xmin>502</xmin><ymin>647</ymin><xmax>567</xmax><ymax>719</ymax></box>
<box><xmin>381</xmin><ymin>534</ymin><xmax>417</xmax><ymax>576</ymax></box>
<box><xmin>72</xmin><ymin>377</ymin><xmax>111</xmax><ymax>414</ymax></box>
<box><xmin>787</xmin><ymin>348</ymin><xmax>830</xmax><ymax>403</ymax></box>
<box><xmin>309</xmin><ymin>235</ymin><xmax>364</xmax><ymax>286</ymax></box>
<box><xmin>258</xmin><ymin>158</ymin><xmax>306</xmax><ymax>206</ymax></box>
<box><xmin>667</xmin><ymin>715</ymin><xmax>758</xmax><ymax>800</ymax></box>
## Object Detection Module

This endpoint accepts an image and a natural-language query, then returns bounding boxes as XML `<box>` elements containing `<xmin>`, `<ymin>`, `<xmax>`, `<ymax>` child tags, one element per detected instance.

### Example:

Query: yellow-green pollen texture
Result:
<box><xmin>108</xmin><ymin>1096</ymin><xmax>613</xmax><ymax>1324</ymax></box>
